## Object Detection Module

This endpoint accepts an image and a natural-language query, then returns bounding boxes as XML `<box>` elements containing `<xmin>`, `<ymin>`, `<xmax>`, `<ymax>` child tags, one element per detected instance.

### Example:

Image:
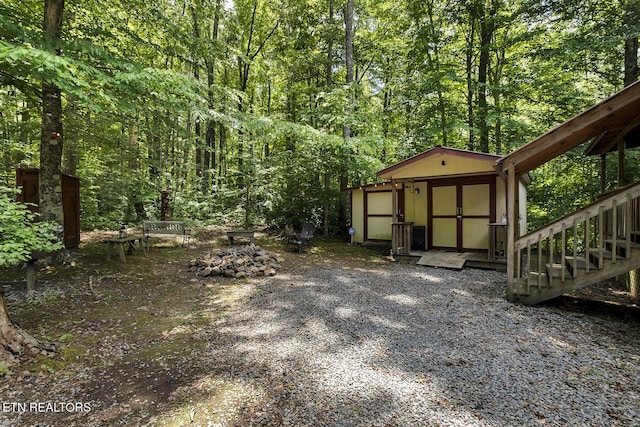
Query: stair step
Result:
<box><xmin>526</xmin><ymin>271</ymin><xmax>550</xmax><ymax>288</ymax></box>
<box><xmin>605</xmin><ymin>239</ymin><xmax>640</xmax><ymax>258</ymax></box>
<box><xmin>564</xmin><ymin>256</ymin><xmax>597</xmax><ymax>276</ymax></box>
<box><xmin>588</xmin><ymin>250</ymin><xmax>613</xmax><ymax>268</ymax></box>
<box><xmin>546</xmin><ymin>263</ymin><xmax>571</xmax><ymax>281</ymax></box>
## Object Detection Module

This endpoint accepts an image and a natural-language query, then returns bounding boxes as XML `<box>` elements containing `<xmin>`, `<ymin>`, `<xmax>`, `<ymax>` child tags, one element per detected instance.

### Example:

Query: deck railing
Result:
<box><xmin>512</xmin><ymin>181</ymin><xmax>640</xmax><ymax>295</ymax></box>
<box><xmin>392</xmin><ymin>222</ymin><xmax>413</xmax><ymax>255</ymax></box>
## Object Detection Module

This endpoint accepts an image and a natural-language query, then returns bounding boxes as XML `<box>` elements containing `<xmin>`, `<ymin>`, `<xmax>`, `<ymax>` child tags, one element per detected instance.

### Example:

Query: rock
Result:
<box><xmin>189</xmin><ymin>245</ymin><xmax>281</xmax><ymax>279</ymax></box>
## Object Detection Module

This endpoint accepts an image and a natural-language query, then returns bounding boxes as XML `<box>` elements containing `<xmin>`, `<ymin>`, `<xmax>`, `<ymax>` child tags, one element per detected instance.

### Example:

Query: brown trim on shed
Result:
<box><xmin>427</xmin><ymin>174</ymin><xmax>497</xmax><ymax>252</ymax></box>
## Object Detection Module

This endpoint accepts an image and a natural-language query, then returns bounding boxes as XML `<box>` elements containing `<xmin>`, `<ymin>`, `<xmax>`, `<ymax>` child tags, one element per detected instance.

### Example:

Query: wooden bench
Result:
<box><xmin>142</xmin><ymin>221</ymin><xmax>190</xmax><ymax>249</ymax></box>
<box><xmin>226</xmin><ymin>229</ymin><xmax>255</xmax><ymax>245</ymax></box>
<box><xmin>104</xmin><ymin>235</ymin><xmax>146</xmax><ymax>262</ymax></box>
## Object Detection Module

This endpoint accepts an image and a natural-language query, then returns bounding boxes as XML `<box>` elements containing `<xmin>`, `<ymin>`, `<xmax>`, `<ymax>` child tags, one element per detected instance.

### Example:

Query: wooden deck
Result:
<box><xmin>398</xmin><ymin>250</ymin><xmax>507</xmax><ymax>271</ymax></box>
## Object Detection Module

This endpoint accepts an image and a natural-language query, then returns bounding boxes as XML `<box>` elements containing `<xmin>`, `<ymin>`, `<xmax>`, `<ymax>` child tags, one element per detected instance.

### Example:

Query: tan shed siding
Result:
<box><xmin>519</xmin><ymin>180</ymin><xmax>528</xmax><ymax>235</ymax></box>
<box><xmin>414</xmin><ymin>182</ymin><xmax>428</xmax><ymax>226</ymax></box>
<box><xmin>404</xmin><ymin>186</ymin><xmax>414</xmax><ymax>222</ymax></box>
<box><xmin>494</xmin><ymin>176</ymin><xmax>526</xmax><ymax>234</ymax></box>
<box><xmin>404</xmin><ymin>181</ymin><xmax>428</xmax><ymax>226</ymax></box>
<box><xmin>496</xmin><ymin>177</ymin><xmax>507</xmax><ymax>222</ymax></box>
<box><xmin>351</xmin><ymin>189</ymin><xmax>365</xmax><ymax>243</ymax></box>
<box><xmin>379</xmin><ymin>153</ymin><xmax>496</xmax><ymax>180</ymax></box>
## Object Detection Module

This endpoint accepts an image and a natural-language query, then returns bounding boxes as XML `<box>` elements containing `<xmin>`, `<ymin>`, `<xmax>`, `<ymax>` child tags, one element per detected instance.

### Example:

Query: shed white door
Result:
<box><xmin>461</xmin><ymin>183</ymin><xmax>490</xmax><ymax>250</ymax></box>
<box><xmin>429</xmin><ymin>177</ymin><xmax>494</xmax><ymax>251</ymax></box>
<box><xmin>431</xmin><ymin>185</ymin><xmax>457</xmax><ymax>248</ymax></box>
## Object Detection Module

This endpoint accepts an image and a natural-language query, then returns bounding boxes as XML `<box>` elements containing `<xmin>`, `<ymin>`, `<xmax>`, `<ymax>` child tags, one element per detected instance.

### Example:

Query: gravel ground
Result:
<box><xmin>206</xmin><ymin>262</ymin><xmax>640</xmax><ymax>427</ymax></box>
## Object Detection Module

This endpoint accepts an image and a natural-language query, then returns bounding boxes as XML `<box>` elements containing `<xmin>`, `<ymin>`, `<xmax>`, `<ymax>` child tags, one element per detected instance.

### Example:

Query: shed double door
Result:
<box><xmin>428</xmin><ymin>176</ymin><xmax>495</xmax><ymax>251</ymax></box>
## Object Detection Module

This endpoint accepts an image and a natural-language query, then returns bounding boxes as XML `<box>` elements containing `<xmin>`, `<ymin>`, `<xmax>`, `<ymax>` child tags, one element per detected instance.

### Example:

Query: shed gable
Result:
<box><xmin>376</xmin><ymin>146</ymin><xmax>501</xmax><ymax>180</ymax></box>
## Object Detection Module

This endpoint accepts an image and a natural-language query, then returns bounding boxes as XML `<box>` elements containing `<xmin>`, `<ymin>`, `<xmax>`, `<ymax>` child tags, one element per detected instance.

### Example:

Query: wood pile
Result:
<box><xmin>189</xmin><ymin>244</ymin><xmax>283</xmax><ymax>278</ymax></box>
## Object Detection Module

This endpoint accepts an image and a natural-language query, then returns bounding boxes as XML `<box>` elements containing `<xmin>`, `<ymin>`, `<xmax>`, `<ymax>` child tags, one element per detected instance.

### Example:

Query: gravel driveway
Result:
<box><xmin>206</xmin><ymin>262</ymin><xmax>640</xmax><ymax>426</ymax></box>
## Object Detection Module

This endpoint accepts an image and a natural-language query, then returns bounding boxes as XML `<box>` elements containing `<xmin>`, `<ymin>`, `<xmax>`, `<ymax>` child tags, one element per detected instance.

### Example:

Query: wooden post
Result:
<box><xmin>26</xmin><ymin>259</ymin><xmax>36</xmax><ymax>292</ymax></box>
<box><xmin>600</xmin><ymin>154</ymin><xmax>606</xmax><ymax>194</ymax></box>
<box><xmin>506</xmin><ymin>167</ymin><xmax>518</xmax><ymax>302</ymax></box>
<box><xmin>391</xmin><ymin>178</ymin><xmax>397</xmax><ymax>223</ymax></box>
<box><xmin>391</xmin><ymin>178</ymin><xmax>398</xmax><ymax>254</ymax></box>
<box><xmin>618</xmin><ymin>140</ymin><xmax>625</xmax><ymax>187</ymax></box>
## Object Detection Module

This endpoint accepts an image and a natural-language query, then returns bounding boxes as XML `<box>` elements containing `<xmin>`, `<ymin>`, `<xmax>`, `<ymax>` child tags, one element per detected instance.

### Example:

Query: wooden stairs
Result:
<box><xmin>511</xmin><ymin>181</ymin><xmax>640</xmax><ymax>305</ymax></box>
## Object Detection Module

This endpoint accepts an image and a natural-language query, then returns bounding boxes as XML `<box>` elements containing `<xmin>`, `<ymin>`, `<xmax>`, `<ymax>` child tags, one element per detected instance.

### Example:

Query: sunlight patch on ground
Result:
<box><xmin>335</xmin><ymin>305</ymin><xmax>358</xmax><ymax>318</ymax></box>
<box><xmin>384</xmin><ymin>294</ymin><xmax>420</xmax><ymax>306</ymax></box>
<box><xmin>161</xmin><ymin>323</ymin><xmax>197</xmax><ymax>337</ymax></box>
<box><xmin>406</xmin><ymin>271</ymin><xmax>445</xmax><ymax>283</ymax></box>
<box><xmin>156</xmin><ymin>375</ymin><xmax>267</xmax><ymax>426</ymax></box>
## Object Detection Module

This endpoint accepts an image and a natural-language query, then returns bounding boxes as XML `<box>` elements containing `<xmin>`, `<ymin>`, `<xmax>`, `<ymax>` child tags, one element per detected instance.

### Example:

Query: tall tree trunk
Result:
<box><xmin>491</xmin><ymin>41</ymin><xmax>506</xmax><ymax>154</ymax></box>
<box><xmin>324</xmin><ymin>0</ymin><xmax>335</xmax><ymax>236</ymax></box>
<box><xmin>344</xmin><ymin>0</ymin><xmax>354</xmax><ymax>103</ymax></box>
<box><xmin>205</xmin><ymin>2</ymin><xmax>220</xmax><ymax>193</ymax></box>
<box><xmin>425</xmin><ymin>0</ymin><xmax>447</xmax><ymax>145</ymax></box>
<box><xmin>236</xmin><ymin>0</ymin><xmax>278</xmax><ymax>190</ymax></box>
<box><xmin>191</xmin><ymin>7</ymin><xmax>203</xmax><ymax>179</ymax></box>
<box><xmin>218</xmin><ymin>67</ymin><xmax>228</xmax><ymax>180</ymax></box>
<box><xmin>62</xmin><ymin>98</ymin><xmax>78</xmax><ymax>176</ymax></box>
<box><xmin>624</xmin><ymin>37</ymin><xmax>638</xmax><ymax>87</ymax></box>
<box><xmin>338</xmin><ymin>0</ymin><xmax>354</xmax><ymax>232</ymax></box>
<box><xmin>382</xmin><ymin>57</ymin><xmax>391</xmax><ymax>139</ymax></box>
<box><xmin>477</xmin><ymin>0</ymin><xmax>495</xmax><ymax>154</ymax></box>
<box><xmin>40</xmin><ymin>0</ymin><xmax>65</xmax><ymax>229</ymax></box>
<box><xmin>326</xmin><ymin>0</ymin><xmax>334</xmax><ymax>87</ymax></box>
<box><xmin>465</xmin><ymin>18</ymin><xmax>476</xmax><ymax>150</ymax></box>
<box><xmin>623</xmin><ymin>0</ymin><xmax>639</xmax><ymax>87</ymax></box>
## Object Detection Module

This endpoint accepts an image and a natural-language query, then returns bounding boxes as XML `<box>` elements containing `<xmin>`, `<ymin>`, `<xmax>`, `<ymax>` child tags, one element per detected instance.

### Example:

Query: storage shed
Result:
<box><xmin>349</xmin><ymin>146</ymin><xmax>528</xmax><ymax>256</ymax></box>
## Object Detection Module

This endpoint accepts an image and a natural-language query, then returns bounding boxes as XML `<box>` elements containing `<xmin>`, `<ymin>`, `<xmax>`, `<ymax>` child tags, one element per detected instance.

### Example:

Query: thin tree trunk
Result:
<box><xmin>491</xmin><ymin>41</ymin><xmax>505</xmax><ymax>154</ymax></box>
<box><xmin>338</xmin><ymin>0</ymin><xmax>354</xmax><ymax>232</ymax></box>
<box><xmin>326</xmin><ymin>0</ymin><xmax>334</xmax><ymax>87</ymax></box>
<box><xmin>324</xmin><ymin>0</ymin><xmax>335</xmax><ymax>236</ymax></box>
<box><xmin>205</xmin><ymin>5</ymin><xmax>220</xmax><ymax>188</ymax></box>
<box><xmin>191</xmin><ymin>7</ymin><xmax>203</xmax><ymax>178</ymax></box>
<box><xmin>425</xmin><ymin>0</ymin><xmax>447</xmax><ymax>145</ymax></box>
<box><xmin>344</xmin><ymin>0</ymin><xmax>354</xmax><ymax>101</ymax></box>
<box><xmin>624</xmin><ymin>37</ymin><xmax>638</xmax><ymax>87</ymax></box>
<box><xmin>477</xmin><ymin>1</ymin><xmax>492</xmax><ymax>154</ymax></box>
<box><xmin>466</xmin><ymin>20</ymin><xmax>475</xmax><ymax>150</ymax></box>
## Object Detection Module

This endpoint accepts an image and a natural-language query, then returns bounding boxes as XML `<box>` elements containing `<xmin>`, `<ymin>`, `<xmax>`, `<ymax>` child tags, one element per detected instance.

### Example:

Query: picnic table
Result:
<box><xmin>226</xmin><ymin>229</ymin><xmax>255</xmax><ymax>245</ymax></box>
<box><xmin>104</xmin><ymin>235</ymin><xmax>146</xmax><ymax>262</ymax></box>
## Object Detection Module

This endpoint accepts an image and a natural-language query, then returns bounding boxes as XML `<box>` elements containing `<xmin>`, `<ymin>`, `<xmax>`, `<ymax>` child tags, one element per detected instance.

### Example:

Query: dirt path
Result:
<box><xmin>0</xmin><ymin>229</ymin><xmax>383</xmax><ymax>426</ymax></box>
<box><xmin>0</xmin><ymin>229</ymin><xmax>637</xmax><ymax>426</ymax></box>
